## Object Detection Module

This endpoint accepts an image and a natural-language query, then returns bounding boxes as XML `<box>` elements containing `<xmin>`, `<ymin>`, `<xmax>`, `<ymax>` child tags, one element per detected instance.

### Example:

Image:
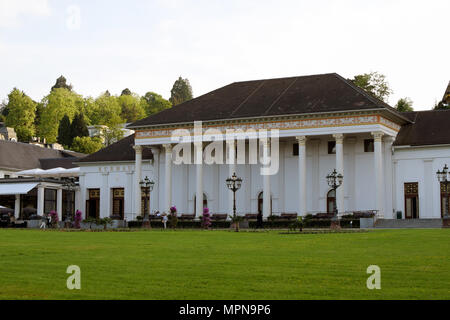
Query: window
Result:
<box><xmin>141</xmin><ymin>187</ymin><xmax>150</xmax><ymax>216</ymax></box>
<box><xmin>328</xmin><ymin>141</ymin><xmax>336</xmax><ymax>154</ymax></box>
<box><xmin>44</xmin><ymin>189</ymin><xmax>57</xmax><ymax>214</ymax></box>
<box><xmin>293</xmin><ymin>143</ymin><xmax>299</xmax><ymax>156</ymax></box>
<box><xmin>112</xmin><ymin>188</ymin><xmax>125</xmax><ymax>219</ymax></box>
<box><xmin>364</xmin><ymin>139</ymin><xmax>374</xmax><ymax>152</ymax></box>
<box><xmin>62</xmin><ymin>190</ymin><xmax>75</xmax><ymax>221</ymax></box>
<box><xmin>404</xmin><ymin>183</ymin><xmax>419</xmax><ymax>219</ymax></box>
<box><xmin>4</xmin><ymin>175</ymin><xmax>10</xmax><ymax>179</ymax></box>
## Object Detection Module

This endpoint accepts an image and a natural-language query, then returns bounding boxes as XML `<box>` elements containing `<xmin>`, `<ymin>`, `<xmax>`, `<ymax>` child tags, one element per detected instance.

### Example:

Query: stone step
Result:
<box><xmin>374</xmin><ymin>219</ymin><xmax>442</xmax><ymax>229</ymax></box>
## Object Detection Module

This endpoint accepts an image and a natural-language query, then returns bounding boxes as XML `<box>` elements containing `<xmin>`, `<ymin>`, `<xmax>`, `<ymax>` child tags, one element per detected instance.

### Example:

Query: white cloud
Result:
<box><xmin>0</xmin><ymin>0</ymin><xmax>51</xmax><ymax>28</ymax></box>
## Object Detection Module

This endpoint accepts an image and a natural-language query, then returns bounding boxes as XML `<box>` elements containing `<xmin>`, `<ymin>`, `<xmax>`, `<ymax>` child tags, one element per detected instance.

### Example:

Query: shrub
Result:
<box><xmin>49</xmin><ymin>211</ymin><xmax>59</xmax><ymax>228</ymax></box>
<box><xmin>169</xmin><ymin>206</ymin><xmax>178</xmax><ymax>229</ymax></box>
<box><xmin>202</xmin><ymin>208</ymin><xmax>211</xmax><ymax>229</ymax></box>
<box><xmin>74</xmin><ymin>210</ymin><xmax>82</xmax><ymax>229</ymax></box>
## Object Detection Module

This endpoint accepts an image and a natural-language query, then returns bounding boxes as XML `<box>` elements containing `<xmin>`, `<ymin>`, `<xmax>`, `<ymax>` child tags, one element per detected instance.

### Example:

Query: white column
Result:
<box><xmin>384</xmin><ymin>136</ymin><xmax>395</xmax><ymax>218</ymax></box>
<box><xmin>134</xmin><ymin>145</ymin><xmax>143</xmax><ymax>218</ymax></box>
<box><xmin>262</xmin><ymin>139</ymin><xmax>271</xmax><ymax>218</ymax></box>
<box><xmin>150</xmin><ymin>147</ymin><xmax>160</xmax><ymax>213</ymax></box>
<box><xmin>163</xmin><ymin>144</ymin><xmax>173</xmax><ymax>212</ymax></box>
<box><xmin>37</xmin><ymin>185</ymin><xmax>45</xmax><ymax>216</ymax></box>
<box><xmin>227</xmin><ymin>139</ymin><xmax>236</xmax><ymax>214</ymax></box>
<box><xmin>310</xmin><ymin>139</ymin><xmax>320</xmax><ymax>212</ymax></box>
<box><xmin>14</xmin><ymin>194</ymin><xmax>20</xmax><ymax>219</ymax></box>
<box><xmin>346</xmin><ymin>137</ymin><xmax>357</xmax><ymax>211</ymax></box>
<box><xmin>125</xmin><ymin>171</ymin><xmax>134</xmax><ymax>220</ymax></box>
<box><xmin>195</xmin><ymin>142</ymin><xmax>203</xmax><ymax>217</ymax></box>
<box><xmin>57</xmin><ymin>188</ymin><xmax>63</xmax><ymax>221</ymax></box>
<box><xmin>100</xmin><ymin>172</ymin><xmax>110</xmax><ymax>218</ymax></box>
<box><xmin>78</xmin><ymin>173</ymin><xmax>86</xmax><ymax>219</ymax></box>
<box><xmin>296</xmin><ymin>136</ymin><xmax>307</xmax><ymax>216</ymax></box>
<box><xmin>372</xmin><ymin>131</ymin><xmax>384</xmax><ymax>218</ymax></box>
<box><xmin>333</xmin><ymin>134</ymin><xmax>345</xmax><ymax>214</ymax></box>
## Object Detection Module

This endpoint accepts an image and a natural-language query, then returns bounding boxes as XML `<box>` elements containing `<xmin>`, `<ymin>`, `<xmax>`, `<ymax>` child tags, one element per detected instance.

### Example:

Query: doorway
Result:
<box><xmin>404</xmin><ymin>183</ymin><xmax>419</xmax><ymax>219</ymax></box>
<box><xmin>86</xmin><ymin>189</ymin><xmax>100</xmax><ymax>219</ymax></box>
<box><xmin>327</xmin><ymin>189</ymin><xmax>336</xmax><ymax>214</ymax></box>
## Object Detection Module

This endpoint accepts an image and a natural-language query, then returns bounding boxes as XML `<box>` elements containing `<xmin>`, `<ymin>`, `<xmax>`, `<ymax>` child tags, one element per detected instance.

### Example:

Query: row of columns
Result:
<box><xmin>134</xmin><ymin>130</ymin><xmax>389</xmax><ymax>217</ymax></box>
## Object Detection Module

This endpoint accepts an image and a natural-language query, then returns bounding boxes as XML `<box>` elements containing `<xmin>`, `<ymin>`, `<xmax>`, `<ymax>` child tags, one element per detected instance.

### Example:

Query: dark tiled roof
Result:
<box><xmin>39</xmin><ymin>157</ymin><xmax>79</xmax><ymax>169</ymax></box>
<box><xmin>129</xmin><ymin>73</ymin><xmax>403</xmax><ymax>127</ymax></box>
<box><xmin>393</xmin><ymin>110</ymin><xmax>450</xmax><ymax>146</ymax></box>
<box><xmin>0</xmin><ymin>140</ymin><xmax>83</xmax><ymax>170</ymax></box>
<box><xmin>77</xmin><ymin>134</ymin><xmax>153</xmax><ymax>163</ymax></box>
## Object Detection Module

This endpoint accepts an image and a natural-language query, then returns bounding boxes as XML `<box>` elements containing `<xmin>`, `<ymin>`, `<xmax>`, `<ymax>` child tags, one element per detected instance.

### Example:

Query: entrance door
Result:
<box><xmin>87</xmin><ymin>189</ymin><xmax>100</xmax><ymax>219</ymax></box>
<box><xmin>327</xmin><ymin>189</ymin><xmax>336</xmax><ymax>214</ymax></box>
<box><xmin>404</xmin><ymin>183</ymin><xmax>419</xmax><ymax>219</ymax></box>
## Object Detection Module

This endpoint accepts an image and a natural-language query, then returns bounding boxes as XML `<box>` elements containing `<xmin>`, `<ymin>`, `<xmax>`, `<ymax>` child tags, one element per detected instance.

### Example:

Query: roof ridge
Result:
<box><xmin>263</xmin><ymin>77</ymin><xmax>298</xmax><ymax>116</ymax></box>
<box><xmin>230</xmin><ymin>80</ymin><xmax>266</xmax><ymax>117</ymax></box>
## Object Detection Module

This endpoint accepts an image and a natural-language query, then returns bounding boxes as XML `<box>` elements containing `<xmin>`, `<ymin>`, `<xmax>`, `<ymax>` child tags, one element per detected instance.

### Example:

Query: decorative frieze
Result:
<box><xmin>136</xmin><ymin>114</ymin><xmax>400</xmax><ymax>140</ymax></box>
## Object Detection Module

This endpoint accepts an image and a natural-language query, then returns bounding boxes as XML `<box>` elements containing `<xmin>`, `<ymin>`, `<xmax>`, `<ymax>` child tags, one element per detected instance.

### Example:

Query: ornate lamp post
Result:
<box><xmin>326</xmin><ymin>169</ymin><xmax>343</xmax><ymax>228</ymax></box>
<box><xmin>226</xmin><ymin>172</ymin><xmax>243</xmax><ymax>228</ymax></box>
<box><xmin>436</xmin><ymin>164</ymin><xmax>449</xmax><ymax>219</ymax></box>
<box><xmin>139</xmin><ymin>176</ymin><xmax>155</xmax><ymax>228</ymax></box>
<box><xmin>62</xmin><ymin>177</ymin><xmax>77</xmax><ymax>228</ymax></box>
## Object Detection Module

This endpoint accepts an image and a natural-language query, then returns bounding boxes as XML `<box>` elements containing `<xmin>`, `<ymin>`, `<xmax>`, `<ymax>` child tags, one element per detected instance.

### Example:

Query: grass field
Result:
<box><xmin>0</xmin><ymin>229</ymin><xmax>449</xmax><ymax>300</ymax></box>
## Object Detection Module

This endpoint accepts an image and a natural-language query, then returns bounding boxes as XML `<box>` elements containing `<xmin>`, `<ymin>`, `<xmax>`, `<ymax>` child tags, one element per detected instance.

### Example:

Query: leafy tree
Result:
<box><xmin>395</xmin><ymin>97</ymin><xmax>414</xmax><ymax>112</ymax></box>
<box><xmin>118</xmin><ymin>94</ymin><xmax>145</xmax><ymax>123</ymax></box>
<box><xmin>170</xmin><ymin>77</ymin><xmax>193</xmax><ymax>106</ymax></box>
<box><xmin>141</xmin><ymin>91</ymin><xmax>172</xmax><ymax>116</ymax></box>
<box><xmin>4</xmin><ymin>88</ymin><xmax>37</xmax><ymax>142</ymax></box>
<box><xmin>88</xmin><ymin>93</ymin><xmax>122</xmax><ymax>125</ymax></box>
<box><xmin>101</xmin><ymin>114</ymin><xmax>124</xmax><ymax>146</ymax></box>
<box><xmin>71</xmin><ymin>136</ymin><xmax>103</xmax><ymax>154</ymax></box>
<box><xmin>69</xmin><ymin>113</ymin><xmax>89</xmax><ymax>144</ymax></box>
<box><xmin>121</xmin><ymin>88</ymin><xmax>132</xmax><ymax>96</ymax></box>
<box><xmin>350</xmin><ymin>72</ymin><xmax>393</xmax><ymax>102</ymax></box>
<box><xmin>57</xmin><ymin>115</ymin><xmax>72</xmax><ymax>147</ymax></box>
<box><xmin>38</xmin><ymin>88</ymin><xmax>83</xmax><ymax>143</ymax></box>
<box><xmin>51</xmin><ymin>75</ymin><xmax>73</xmax><ymax>91</ymax></box>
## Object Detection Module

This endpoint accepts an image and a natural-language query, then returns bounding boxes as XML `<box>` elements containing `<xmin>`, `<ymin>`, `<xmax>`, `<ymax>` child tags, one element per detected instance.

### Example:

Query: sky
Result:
<box><xmin>0</xmin><ymin>0</ymin><xmax>448</xmax><ymax>110</ymax></box>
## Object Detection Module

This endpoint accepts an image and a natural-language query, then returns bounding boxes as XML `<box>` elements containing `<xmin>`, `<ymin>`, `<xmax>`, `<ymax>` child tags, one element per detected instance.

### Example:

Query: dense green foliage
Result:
<box><xmin>1</xmin><ymin>76</ymin><xmax>176</xmax><ymax>151</ymax></box>
<box><xmin>0</xmin><ymin>229</ymin><xmax>448</xmax><ymax>299</ymax></box>
<box><xmin>351</xmin><ymin>72</ymin><xmax>393</xmax><ymax>102</ymax></box>
<box><xmin>395</xmin><ymin>97</ymin><xmax>414</xmax><ymax>112</ymax></box>
<box><xmin>71</xmin><ymin>136</ymin><xmax>103</xmax><ymax>154</ymax></box>
<box><xmin>4</xmin><ymin>88</ymin><xmax>37</xmax><ymax>141</ymax></box>
<box><xmin>170</xmin><ymin>76</ymin><xmax>193</xmax><ymax>106</ymax></box>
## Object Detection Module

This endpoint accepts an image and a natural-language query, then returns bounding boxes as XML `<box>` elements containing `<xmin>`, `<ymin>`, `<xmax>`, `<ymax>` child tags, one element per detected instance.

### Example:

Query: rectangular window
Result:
<box><xmin>44</xmin><ymin>189</ymin><xmax>57</xmax><ymax>214</ymax></box>
<box><xmin>112</xmin><ymin>188</ymin><xmax>125</xmax><ymax>219</ymax></box>
<box><xmin>293</xmin><ymin>143</ymin><xmax>299</xmax><ymax>156</ymax></box>
<box><xmin>440</xmin><ymin>182</ymin><xmax>450</xmax><ymax>218</ymax></box>
<box><xmin>62</xmin><ymin>190</ymin><xmax>75</xmax><ymax>221</ymax></box>
<box><xmin>364</xmin><ymin>139</ymin><xmax>375</xmax><ymax>152</ymax></box>
<box><xmin>141</xmin><ymin>187</ymin><xmax>150</xmax><ymax>216</ymax></box>
<box><xmin>328</xmin><ymin>141</ymin><xmax>336</xmax><ymax>154</ymax></box>
<box><xmin>404</xmin><ymin>182</ymin><xmax>419</xmax><ymax>219</ymax></box>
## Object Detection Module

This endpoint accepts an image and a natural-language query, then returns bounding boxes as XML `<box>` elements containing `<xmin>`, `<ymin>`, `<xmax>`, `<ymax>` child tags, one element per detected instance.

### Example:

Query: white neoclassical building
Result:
<box><xmin>74</xmin><ymin>73</ymin><xmax>450</xmax><ymax>221</ymax></box>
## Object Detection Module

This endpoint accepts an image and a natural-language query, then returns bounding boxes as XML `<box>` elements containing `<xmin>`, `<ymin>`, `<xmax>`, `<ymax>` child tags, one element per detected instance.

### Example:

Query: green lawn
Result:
<box><xmin>0</xmin><ymin>229</ymin><xmax>449</xmax><ymax>300</ymax></box>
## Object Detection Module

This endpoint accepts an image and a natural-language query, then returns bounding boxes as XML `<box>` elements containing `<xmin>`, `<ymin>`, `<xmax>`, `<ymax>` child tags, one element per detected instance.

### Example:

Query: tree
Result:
<box><xmin>69</xmin><ymin>113</ymin><xmax>89</xmax><ymax>144</ymax></box>
<box><xmin>51</xmin><ymin>75</ymin><xmax>73</xmax><ymax>91</ymax></box>
<box><xmin>170</xmin><ymin>77</ymin><xmax>193</xmax><ymax>106</ymax></box>
<box><xmin>71</xmin><ymin>136</ymin><xmax>103</xmax><ymax>154</ymax></box>
<box><xmin>395</xmin><ymin>97</ymin><xmax>414</xmax><ymax>112</ymax></box>
<box><xmin>121</xmin><ymin>88</ymin><xmax>132</xmax><ymax>96</ymax></box>
<box><xmin>118</xmin><ymin>94</ymin><xmax>145</xmax><ymax>123</ymax></box>
<box><xmin>141</xmin><ymin>91</ymin><xmax>172</xmax><ymax>116</ymax></box>
<box><xmin>57</xmin><ymin>115</ymin><xmax>72</xmax><ymax>147</ymax></box>
<box><xmin>350</xmin><ymin>72</ymin><xmax>393</xmax><ymax>102</ymax></box>
<box><xmin>101</xmin><ymin>114</ymin><xmax>124</xmax><ymax>146</ymax></box>
<box><xmin>39</xmin><ymin>88</ymin><xmax>84</xmax><ymax>143</ymax></box>
<box><xmin>4</xmin><ymin>88</ymin><xmax>37</xmax><ymax>142</ymax></box>
<box><xmin>88</xmin><ymin>93</ymin><xmax>123</xmax><ymax>125</ymax></box>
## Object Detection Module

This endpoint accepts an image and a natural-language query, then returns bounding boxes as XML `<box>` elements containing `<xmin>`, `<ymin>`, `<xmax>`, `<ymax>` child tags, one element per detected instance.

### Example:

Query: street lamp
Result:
<box><xmin>226</xmin><ymin>172</ymin><xmax>243</xmax><ymax>218</ymax></box>
<box><xmin>62</xmin><ymin>177</ymin><xmax>77</xmax><ymax>227</ymax></box>
<box><xmin>436</xmin><ymin>164</ymin><xmax>449</xmax><ymax>218</ymax></box>
<box><xmin>139</xmin><ymin>176</ymin><xmax>155</xmax><ymax>228</ymax></box>
<box><xmin>326</xmin><ymin>169</ymin><xmax>343</xmax><ymax>220</ymax></box>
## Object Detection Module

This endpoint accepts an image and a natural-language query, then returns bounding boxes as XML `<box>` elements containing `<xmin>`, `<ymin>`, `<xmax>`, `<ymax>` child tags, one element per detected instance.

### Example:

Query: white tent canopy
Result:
<box><xmin>0</xmin><ymin>183</ymin><xmax>38</xmax><ymax>195</ymax></box>
<box><xmin>16</xmin><ymin>167</ymin><xmax>80</xmax><ymax>178</ymax></box>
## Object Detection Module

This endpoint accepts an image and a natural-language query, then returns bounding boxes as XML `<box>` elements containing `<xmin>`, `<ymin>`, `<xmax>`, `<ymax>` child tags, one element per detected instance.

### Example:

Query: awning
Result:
<box><xmin>16</xmin><ymin>167</ymin><xmax>80</xmax><ymax>178</ymax></box>
<box><xmin>0</xmin><ymin>183</ymin><xmax>38</xmax><ymax>195</ymax></box>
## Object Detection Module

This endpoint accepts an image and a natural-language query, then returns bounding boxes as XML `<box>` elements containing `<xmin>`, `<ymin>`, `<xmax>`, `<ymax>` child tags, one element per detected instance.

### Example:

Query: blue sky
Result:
<box><xmin>0</xmin><ymin>0</ymin><xmax>449</xmax><ymax>110</ymax></box>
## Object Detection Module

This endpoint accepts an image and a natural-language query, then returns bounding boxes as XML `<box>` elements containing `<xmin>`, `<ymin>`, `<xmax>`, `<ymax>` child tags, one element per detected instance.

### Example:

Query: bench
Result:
<box><xmin>211</xmin><ymin>214</ymin><xmax>228</xmax><ymax>221</ymax></box>
<box><xmin>178</xmin><ymin>214</ymin><xmax>196</xmax><ymax>221</ymax></box>
<box><xmin>279</xmin><ymin>213</ymin><xmax>298</xmax><ymax>221</ymax></box>
<box><xmin>149</xmin><ymin>214</ymin><xmax>162</xmax><ymax>221</ymax></box>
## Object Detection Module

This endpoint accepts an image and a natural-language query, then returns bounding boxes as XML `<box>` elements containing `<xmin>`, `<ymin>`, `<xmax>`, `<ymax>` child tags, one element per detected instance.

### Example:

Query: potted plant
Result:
<box><xmin>48</xmin><ymin>211</ymin><xmax>59</xmax><ymax>229</ymax></box>
<box><xmin>74</xmin><ymin>210</ymin><xmax>82</xmax><ymax>229</ymax></box>
<box><xmin>202</xmin><ymin>208</ymin><xmax>211</xmax><ymax>229</ymax></box>
<box><xmin>169</xmin><ymin>206</ymin><xmax>178</xmax><ymax>229</ymax></box>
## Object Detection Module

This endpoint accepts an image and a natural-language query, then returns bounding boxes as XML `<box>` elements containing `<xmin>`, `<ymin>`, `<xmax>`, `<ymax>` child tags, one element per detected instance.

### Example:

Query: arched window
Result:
<box><xmin>194</xmin><ymin>193</ymin><xmax>208</xmax><ymax>213</ymax></box>
<box><xmin>327</xmin><ymin>189</ymin><xmax>336</xmax><ymax>214</ymax></box>
<box><xmin>258</xmin><ymin>192</ymin><xmax>272</xmax><ymax>215</ymax></box>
